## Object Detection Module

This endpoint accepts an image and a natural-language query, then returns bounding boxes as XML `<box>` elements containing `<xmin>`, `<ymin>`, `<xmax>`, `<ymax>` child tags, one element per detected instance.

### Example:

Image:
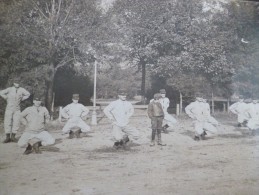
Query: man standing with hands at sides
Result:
<box><xmin>104</xmin><ymin>89</ymin><xmax>140</xmax><ymax>148</ymax></box>
<box><xmin>18</xmin><ymin>96</ymin><xmax>55</xmax><ymax>154</ymax></box>
<box><xmin>159</xmin><ymin>89</ymin><xmax>177</xmax><ymax>133</ymax></box>
<box><xmin>0</xmin><ymin>78</ymin><xmax>30</xmax><ymax>143</ymax></box>
<box><xmin>148</xmin><ymin>93</ymin><xmax>166</xmax><ymax>146</ymax></box>
<box><xmin>61</xmin><ymin>94</ymin><xmax>90</xmax><ymax>139</ymax></box>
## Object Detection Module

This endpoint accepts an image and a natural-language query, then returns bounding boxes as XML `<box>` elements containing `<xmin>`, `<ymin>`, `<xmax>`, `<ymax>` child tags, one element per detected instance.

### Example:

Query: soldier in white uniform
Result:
<box><xmin>185</xmin><ymin>96</ymin><xmax>218</xmax><ymax>140</ymax></box>
<box><xmin>18</xmin><ymin>96</ymin><xmax>55</xmax><ymax>154</ymax></box>
<box><xmin>159</xmin><ymin>89</ymin><xmax>177</xmax><ymax>133</ymax></box>
<box><xmin>0</xmin><ymin>78</ymin><xmax>30</xmax><ymax>143</ymax></box>
<box><xmin>246</xmin><ymin>99</ymin><xmax>259</xmax><ymax>134</ymax></box>
<box><xmin>104</xmin><ymin>89</ymin><xmax>139</xmax><ymax>148</ymax></box>
<box><xmin>61</xmin><ymin>94</ymin><xmax>90</xmax><ymax>138</ymax></box>
<box><xmin>229</xmin><ymin>97</ymin><xmax>249</xmax><ymax>127</ymax></box>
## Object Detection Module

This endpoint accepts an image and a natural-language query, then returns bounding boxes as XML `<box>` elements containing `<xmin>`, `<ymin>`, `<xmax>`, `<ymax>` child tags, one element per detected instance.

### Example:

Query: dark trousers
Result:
<box><xmin>151</xmin><ymin>116</ymin><xmax>163</xmax><ymax>142</ymax></box>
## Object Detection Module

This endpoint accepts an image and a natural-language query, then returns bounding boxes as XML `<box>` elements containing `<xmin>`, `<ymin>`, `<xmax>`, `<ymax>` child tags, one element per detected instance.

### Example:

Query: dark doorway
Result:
<box><xmin>54</xmin><ymin>67</ymin><xmax>93</xmax><ymax>106</ymax></box>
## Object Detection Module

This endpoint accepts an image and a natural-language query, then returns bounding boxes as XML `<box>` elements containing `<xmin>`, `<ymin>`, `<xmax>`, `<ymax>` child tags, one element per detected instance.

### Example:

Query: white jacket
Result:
<box><xmin>0</xmin><ymin>86</ymin><xmax>30</xmax><ymax>111</ymax></box>
<box><xmin>104</xmin><ymin>99</ymin><xmax>134</xmax><ymax>127</ymax></box>
<box><xmin>246</xmin><ymin>103</ymin><xmax>259</xmax><ymax>119</ymax></box>
<box><xmin>21</xmin><ymin>106</ymin><xmax>50</xmax><ymax>133</ymax></box>
<box><xmin>185</xmin><ymin>101</ymin><xmax>211</xmax><ymax>122</ymax></box>
<box><xmin>62</xmin><ymin>102</ymin><xmax>89</xmax><ymax>120</ymax></box>
<box><xmin>229</xmin><ymin>102</ymin><xmax>249</xmax><ymax>115</ymax></box>
<box><xmin>159</xmin><ymin>97</ymin><xmax>170</xmax><ymax>113</ymax></box>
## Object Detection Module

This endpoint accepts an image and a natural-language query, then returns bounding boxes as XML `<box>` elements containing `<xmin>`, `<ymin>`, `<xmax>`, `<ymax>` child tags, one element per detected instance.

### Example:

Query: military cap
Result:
<box><xmin>154</xmin><ymin>93</ymin><xmax>162</xmax><ymax>100</ymax></box>
<box><xmin>159</xmin><ymin>89</ymin><xmax>166</xmax><ymax>94</ymax></box>
<box><xmin>72</xmin><ymin>94</ymin><xmax>80</xmax><ymax>100</ymax></box>
<box><xmin>118</xmin><ymin>89</ymin><xmax>127</xmax><ymax>96</ymax></box>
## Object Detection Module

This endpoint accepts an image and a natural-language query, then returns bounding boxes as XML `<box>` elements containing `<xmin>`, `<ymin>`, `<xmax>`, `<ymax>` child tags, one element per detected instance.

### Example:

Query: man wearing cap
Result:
<box><xmin>148</xmin><ymin>93</ymin><xmax>166</xmax><ymax>146</ymax></box>
<box><xmin>103</xmin><ymin>89</ymin><xmax>139</xmax><ymax>148</ymax></box>
<box><xmin>18</xmin><ymin>96</ymin><xmax>55</xmax><ymax>154</ymax></box>
<box><xmin>185</xmin><ymin>95</ymin><xmax>218</xmax><ymax>140</ymax></box>
<box><xmin>246</xmin><ymin>99</ymin><xmax>259</xmax><ymax>134</ymax></box>
<box><xmin>61</xmin><ymin>94</ymin><xmax>90</xmax><ymax>138</ymax></box>
<box><xmin>158</xmin><ymin>89</ymin><xmax>177</xmax><ymax>133</ymax></box>
<box><xmin>0</xmin><ymin>78</ymin><xmax>30</xmax><ymax>143</ymax></box>
<box><xmin>229</xmin><ymin>97</ymin><xmax>249</xmax><ymax>127</ymax></box>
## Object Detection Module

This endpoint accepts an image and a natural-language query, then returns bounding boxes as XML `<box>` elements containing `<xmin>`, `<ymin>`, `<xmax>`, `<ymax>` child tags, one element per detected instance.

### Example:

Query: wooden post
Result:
<box><xmin>180</xmin><ymin>92</ymin><xmax>183</xmax><ymax>115</ymax></box>
<box><xmin>227</xmin><ymin>98</ymin><xmax>230</xmax><ymax>113</ymax></box>
<box><xmin>176</xmin><ymin>104</ymin><xmax>180</xmax><ymax>116</ymax></box>
<box><xmin>211</xmin><ymin>92</ymin><xmax>215</xmax><ymax>114</ymax></box>
<box><xmin>223</xmin><ymin>103</ymin><xmax>226</xmax><ymax>113</ymax></box>
<box><xmin>50</xmin><ymin>92</ymin><xmax>55</xmax><ymax>120</ymax></box>
<box><xmin>59</xmin><ymin>106</ymin><xmax>62</xmax><ymax>123</ymax></box>
<box><xmin>91</xmin><ymin>60</ymin><xmax>97</xmax><ymax>126</ymax></box>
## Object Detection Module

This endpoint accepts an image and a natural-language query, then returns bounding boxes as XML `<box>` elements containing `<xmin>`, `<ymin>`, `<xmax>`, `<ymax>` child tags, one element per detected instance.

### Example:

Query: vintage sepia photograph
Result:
<box><xmin>0</xmin><ymin>0</ymin><xmax>259</xmax><ymax>194</ymax></box>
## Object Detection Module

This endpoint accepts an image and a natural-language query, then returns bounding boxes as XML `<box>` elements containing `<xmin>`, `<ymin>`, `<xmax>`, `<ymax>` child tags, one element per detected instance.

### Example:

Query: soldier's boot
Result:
<box><xmin>194</xmin><ymin>135</ymin><xmax>200</xmax><ymax>141</ymax></box>
<box><xmin>242</xmin><ymin>121</ymin><xmax>248</xmax><ymax>127</ymax></box>
<box><xmin>68</xmin><ymin>131</ymin><xmax>74</xmax><ymax>139</ymax></box>
<box><xmin>122</xmin><ymin>135</ymin><xmax>129</xmax><ymax>145</ymax></box>
<box><xmin>121</xmin><ymin>135</ymin><xmax>130</xmax><ymax>149</ymax></box>
<box><xmin>150</xmin><ymin>129</ymin><xmax>156</xmax><ymax>146</ymax></box>
<box><xmin>33</xmin><ymin>141</ymin><xmax>42</xmax><ymax>154</ymax></box>
<box><xmin>113</xmin><ymin>140</ymin><xmax>123</xmax><ymax>149</ymax></box>
<box><xmin>11</xmin><ymin>133</ymin><xmax>18</xmax><ymax>143</ymax></box>
<box><xmin>3</xmin><ymin>134</ymin><xmax>11</xmax><ymax>143</ymax></box>
<box><xmin>74</xmin><ymin>129</ymin><xmax>82</xmax><ymax>138</ymax></box>
<box><xmin>157</xmin><ymin>129</ymin><xmax>166</xmax><ymax>146</ymax></box>
<box><xmin>200</xmin><ymin>131</ymin><xmax>206</xmax><ymax>140</ymax></box>
<box><xmin>162</xmin><ymin>124</ymin><xmax>169</xmax><ymax>134</ymax></box>
<box><xmin>24</xmin><ymin>143</ymin><xmax>33</xmax><ymax>155</ymax></box>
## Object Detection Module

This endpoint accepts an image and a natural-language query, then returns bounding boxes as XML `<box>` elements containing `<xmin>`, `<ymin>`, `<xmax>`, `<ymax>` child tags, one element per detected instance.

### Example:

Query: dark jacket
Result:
<box><xmin>148</xmin><ymin>101</ymin><xmax>164</xmax><ymax>118</ymax></box>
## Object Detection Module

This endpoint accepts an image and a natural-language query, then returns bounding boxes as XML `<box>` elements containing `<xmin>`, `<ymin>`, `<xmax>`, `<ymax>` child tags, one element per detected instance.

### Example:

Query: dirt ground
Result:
<box><xmin>0</xmin><ymin>111</ymin><xmax>259</xmax><ymax>195</ymax></box>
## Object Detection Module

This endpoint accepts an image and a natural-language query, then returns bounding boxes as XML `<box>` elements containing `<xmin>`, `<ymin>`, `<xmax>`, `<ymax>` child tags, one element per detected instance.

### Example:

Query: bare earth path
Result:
<box><xmin>1</xmin><ymin>113</ymin><xmax>259</xmax><ymax>195</ymax></box>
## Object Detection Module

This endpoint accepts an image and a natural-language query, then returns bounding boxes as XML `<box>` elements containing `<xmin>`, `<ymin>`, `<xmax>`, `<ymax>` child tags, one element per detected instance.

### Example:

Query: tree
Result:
<box><xmin>0</xmin><ymin>0</ymin><xmax>101</xmax><ymax>111</ymax></box>
<box><xmin>111</xmin><ymin>0</ymin><xmax>169</xmax><ymax>101</ymax></box>
<box><xmin>147</xmin><ymin>0</ymin><xmax>244</xmax><ymax>98</ymax></box>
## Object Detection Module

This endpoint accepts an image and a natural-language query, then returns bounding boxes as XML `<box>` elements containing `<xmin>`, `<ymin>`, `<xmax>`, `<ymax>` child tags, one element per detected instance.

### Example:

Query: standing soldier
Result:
<box><xmin>148</xmin><ymin>93</ymin><xmax>166</xmax><ymax>146</ymax></box>
<box><xmin>185</xmin><ymin>95</ymin><xmax>218</xmax><ymax>141</ymax></box>
<box><xmin>103</xmin><ymin>89</ymin><xmax>139</xmax><ymax>148</ymax></box>
<box><xmin>61</xmin><ymin>94</ymin><xmax>90</xmax><ymax>138</ymax></box>
<box><xmin>229</xmin><ymin>97</ymin><xmax>249</xmax><ymax>127</ymax></box>
<box><xmin>18</xmin><ymin>96</ymin><xmax>55</xmax><ymax>154</ymax></box>
<box><xmin>0</xmin><ymin>78</ymin><xmax>30</xmax><ymax>143</ymax></box>
<box><xmin>246</xmin><ymin>99</ymin><xmax>259</xmax><ymax>134</ymax></box>
<box><xmin>159</xmin><ymin>89</ymin><xmax>177</xmax><ymax>133</ymax></box>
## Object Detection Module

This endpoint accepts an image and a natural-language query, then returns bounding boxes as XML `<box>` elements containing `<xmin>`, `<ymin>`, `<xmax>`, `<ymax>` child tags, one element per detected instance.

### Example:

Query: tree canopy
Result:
<box><xmin>0</xmin><ymin>0</ymin><xmax>259</xmax><ymax>113</ymax></box>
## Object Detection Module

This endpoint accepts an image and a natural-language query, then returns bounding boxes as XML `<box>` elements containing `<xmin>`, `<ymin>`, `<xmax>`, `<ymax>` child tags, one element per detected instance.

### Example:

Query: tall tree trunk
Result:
<box><xmin>141</xmin><ymin>62</ymin><xmax>146</xmax><ymax>104</ymax></box>
<box><xmin>45</xmin><ymin>62</ymin><xmax>55</xmax><ymax>112</ymax></box>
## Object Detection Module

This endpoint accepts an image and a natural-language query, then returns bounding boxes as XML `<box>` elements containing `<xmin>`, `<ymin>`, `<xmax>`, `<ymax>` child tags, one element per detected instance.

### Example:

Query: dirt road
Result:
<box><xmin>1</xmin><ymin>113</ymin><xmax>259</xmax><ymax>195</ymax></box>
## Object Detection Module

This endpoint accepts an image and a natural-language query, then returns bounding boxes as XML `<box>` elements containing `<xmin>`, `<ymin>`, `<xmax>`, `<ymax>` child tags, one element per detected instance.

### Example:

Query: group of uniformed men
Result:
<box><xmin>0</xmin><ymin>79</ymin><xmax>258</xmax><ymax>154</ymax></box>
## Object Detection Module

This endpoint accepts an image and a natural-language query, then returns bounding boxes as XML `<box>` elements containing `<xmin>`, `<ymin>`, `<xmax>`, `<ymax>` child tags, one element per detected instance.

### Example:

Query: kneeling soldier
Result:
<box><xmin>18</xmin><ymin>96</ymin><xmax>55</xmax><ymax>154</ymax></box>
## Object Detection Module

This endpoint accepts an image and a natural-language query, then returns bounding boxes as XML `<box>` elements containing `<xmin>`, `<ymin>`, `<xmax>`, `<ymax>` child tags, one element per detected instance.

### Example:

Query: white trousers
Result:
<box><xmin>4</xmin><ymin>109</ymin><xmax>20</xmax><ymax>134</ymax></box>
<box><xmin>247</xmin><ymin>119</ymin><xmax>259</xmax><ymax>130</ymax></box>
<box><xmin>18</xmin><ymin>131</ymin><xmax>55</xmax><ymax>147</ymax></box>
<box><xmin>62</xmin><ymin>118</ymin><xmax>90</xmax><ymax>133</ymax></box>
<box><xmin>238</xmin><ymin>114</ymin><xmax>249</xmax><ymax>123</ymax></box>
<box><xmin>194</xmin><ymin>120</ymin><xmax>218</xmax><ymax>136</ymax></box>
<box><xmin>163</xmin><ymin>113</ymin><xmax>177</xmax><ymax>127</ymax></box>
<box><xmin>112</xmin><ymin>124</ymin><xmax>139</xmax><ymax>141</ymax></box>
